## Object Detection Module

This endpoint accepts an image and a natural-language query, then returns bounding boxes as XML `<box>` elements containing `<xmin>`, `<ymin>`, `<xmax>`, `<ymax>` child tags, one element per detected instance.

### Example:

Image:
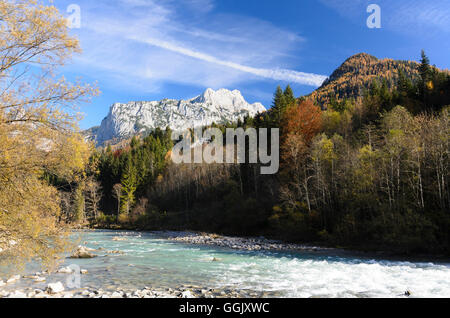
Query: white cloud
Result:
<box><xmin>63</xmin><ymin>0</ymin><xmax>327</xmax><ymax>91</ymax></box>
<box><xmin>131</xmin><ymin>36</ymin><xmax>327</xmax><ymax>86</ymax></box>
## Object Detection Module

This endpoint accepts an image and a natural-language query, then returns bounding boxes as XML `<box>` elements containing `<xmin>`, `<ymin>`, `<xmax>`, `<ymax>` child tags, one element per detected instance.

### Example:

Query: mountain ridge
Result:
<box><xmin>309</xmin><ymin>52</ymin><xmax>421</xmax><ymax>106</ymax></box>
<box><xmin>90</xmin><ymin>88</ymin><xmax>266</xmax><ymax>145</ymax></box>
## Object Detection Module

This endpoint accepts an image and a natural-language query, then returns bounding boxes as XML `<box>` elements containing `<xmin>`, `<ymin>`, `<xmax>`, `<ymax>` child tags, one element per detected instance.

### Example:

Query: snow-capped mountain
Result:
<box><xmin>92</xmin><ymin>88</ymin><xmax>266</xmax><ymax>145</ymax></box>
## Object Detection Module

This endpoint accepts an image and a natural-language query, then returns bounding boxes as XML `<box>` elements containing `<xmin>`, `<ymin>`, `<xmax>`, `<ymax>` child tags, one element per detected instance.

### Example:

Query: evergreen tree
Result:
<box><xmin>120</xmin><ymin>153</ymin><xmax>137</xmax><ymax>215</ymax></box>
<box><xmin>284</xmin><ymin>85</ymin><xmax>296</xmax><ymax>107</ymax></box>
<box><xmin>271</xmin><ymin>86</ymin><xmax>285</xmax><ymax>126</ymax></box>
<box><xmin>419</xmin><ymin>50</ymin><xmax>432</xmax><ymax>105</ymax></box>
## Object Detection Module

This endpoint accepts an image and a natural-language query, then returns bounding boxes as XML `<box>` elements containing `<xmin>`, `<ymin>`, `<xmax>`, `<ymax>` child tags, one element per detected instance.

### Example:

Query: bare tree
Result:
<box><xmin>85</xmin><ymin>177</ymin><xmax>102</xmax><ymax>220</ymax></box>
<box><xmin>112</xmin><ymin>184</ymin><xmax>123</xmax><ymax>220</ymax></box>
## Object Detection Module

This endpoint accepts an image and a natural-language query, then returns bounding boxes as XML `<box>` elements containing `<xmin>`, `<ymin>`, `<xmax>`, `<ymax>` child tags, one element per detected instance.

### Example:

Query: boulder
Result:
<box><xmin>6</xmin><ymin>275</ymin><xmax>21</xmax><ymax>284</ymax></box>
<box><xmin>112</xmin><ymin>237</ymin><xmax>127</xmax><ymax>241</ymax></box>
<box><xmin>46</xmin><ymin>282</ymin><xmax>65</xmax><ymax>294</ymax></box>
<box><xmin>57</xmin><ymin>266</ymin><xmax>73</xmax><ymax>274</ymax></box>
<box><xmin>8</xmin><ymin>290</ymin><xmax>27</xmax><ymax>298</ymax></box>
<box><xmin>181</xmin><ymin>290</ymin><xmax>194</xmax><ymax>298</ymax></box>
<box><xmin>70</xmin><ymin>246</ymin><xmax>97</xmax><ymax>259</ymax></box>
<box><xmin>111</xmin><ymin>291</ymin><xmax>123</xmax><ymax>298</ymax></box>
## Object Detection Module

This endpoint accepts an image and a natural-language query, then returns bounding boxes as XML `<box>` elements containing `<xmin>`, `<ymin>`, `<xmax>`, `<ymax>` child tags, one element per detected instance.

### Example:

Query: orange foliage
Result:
<box><xmin>282</xmin><ymin>100</ymin><xmax>322</xmax><ymax>144</ymax></box>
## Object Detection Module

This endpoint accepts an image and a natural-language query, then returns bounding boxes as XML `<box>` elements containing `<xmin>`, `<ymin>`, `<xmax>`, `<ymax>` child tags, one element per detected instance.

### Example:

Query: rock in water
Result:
<box><xmin>70</xmin><ymin>246</ymin><xmax>97</xmax><ymax>259</ymax></box>
<box><xmin>46</xmin><ymin>282</ymin><xmax>65</xmax><ymax>294</ymax></box>
<box><xmin>57</xmin><ymin>266</ymin><xmax>74</xmax><ymax>274</ymax></box>
<box><xmin>6</xmin><ymin>275</ymin><xmax>20</xmax><ymax>284</ymax></box>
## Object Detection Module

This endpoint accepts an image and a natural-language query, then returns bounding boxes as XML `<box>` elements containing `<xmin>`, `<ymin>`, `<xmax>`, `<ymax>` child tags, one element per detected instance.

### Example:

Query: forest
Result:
<box><xmin>0</xmin><ymin>1</ymin><xmax>449</xmax><ymax>269</ymax></box>
<box><xmin>81</xmin><ymin>51</ymin><xmax>450</xmax><ymax>255</ymax></box>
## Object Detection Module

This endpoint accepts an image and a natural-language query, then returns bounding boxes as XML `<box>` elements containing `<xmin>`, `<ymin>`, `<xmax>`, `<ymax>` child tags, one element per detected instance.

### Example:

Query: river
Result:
<box><xmin>1</xmin><ymin>230</ymin><xmax>450</xmax><ymax>298</ymax></box>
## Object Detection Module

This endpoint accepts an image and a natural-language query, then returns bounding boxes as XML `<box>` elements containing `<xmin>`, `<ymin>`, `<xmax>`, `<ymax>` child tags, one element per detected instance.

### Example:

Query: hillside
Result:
<box><xmin>309</xmin><ymin>53</ymin><xmax>420</xmax><ymax>106</ymax></box>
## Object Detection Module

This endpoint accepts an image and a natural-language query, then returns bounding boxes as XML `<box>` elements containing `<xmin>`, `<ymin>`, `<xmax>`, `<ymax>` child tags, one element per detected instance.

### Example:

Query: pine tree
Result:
<box><xmin>120</xmin><ymin>153</ymin><xmax>137</xmax><ymax>215</ymax></box>
<box><xmin>419</xmin><ymin>50</ymin><xmax>432</xmax><ymax>104</ymax></box>
<box><xmin>271</xmin><ymin>86</ymin><xmax>286</xmax><ymax>127</ymax></box>
<box><xmin>284</xmin><ymin>85</ymin><xmax>296</xmax><ymax>107</ymax></box>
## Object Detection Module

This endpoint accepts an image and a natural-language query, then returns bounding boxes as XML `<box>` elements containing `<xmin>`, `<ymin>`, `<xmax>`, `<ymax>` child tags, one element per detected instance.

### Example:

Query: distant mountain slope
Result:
<box><xmin>91</xmin><ymin>88</ymin><xmax>266</xmax><ymax>145</ymax></box>
<box><xmin>309</xmin><ymin>53</ymin><xmax>420</xmax><ymax>106</ymax></box>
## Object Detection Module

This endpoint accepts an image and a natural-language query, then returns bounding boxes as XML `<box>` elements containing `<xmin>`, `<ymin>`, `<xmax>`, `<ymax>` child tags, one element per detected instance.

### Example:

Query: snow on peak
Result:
<box><xmin>93</xmin><ymin>89</ymin><xmax>266</xmax><ymax>145</ymax></box>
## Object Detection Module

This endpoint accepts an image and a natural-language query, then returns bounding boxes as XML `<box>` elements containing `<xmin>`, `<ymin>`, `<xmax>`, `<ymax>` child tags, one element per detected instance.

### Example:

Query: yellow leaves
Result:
<box><xmin>0</xmin><ymin>0</ymin><xmax>97</xmax><ymax>270</ymax></box>
<box><xmin>0</xmin><ymin>175</ymin><xmax>71</xmax><ymax>270</ymax></box>
<box><xmin>426</xmin><ymin>80</ymin><xmax>434</xmax><ymax>91</ymax></box>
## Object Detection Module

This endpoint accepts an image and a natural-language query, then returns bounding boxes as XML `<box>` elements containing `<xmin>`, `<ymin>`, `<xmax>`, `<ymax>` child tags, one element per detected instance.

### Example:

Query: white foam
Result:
<box><xmin>219</xmin><ymin>257</ymin><xmax>450</xmax><ymax>298</ymax></box>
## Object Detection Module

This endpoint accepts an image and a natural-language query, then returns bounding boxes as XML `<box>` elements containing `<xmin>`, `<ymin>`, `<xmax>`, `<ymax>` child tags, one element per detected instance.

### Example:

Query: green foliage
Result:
<box><xmin>95</xmin><ymin>129</ymin><xmax>173</xmax><ymax>218</ymax></box>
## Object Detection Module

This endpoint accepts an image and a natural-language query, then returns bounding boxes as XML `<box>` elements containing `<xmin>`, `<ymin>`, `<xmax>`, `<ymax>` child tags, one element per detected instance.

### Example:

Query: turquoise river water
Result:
<box><xmin>1</xmin><ymin>230</ymin><xmax>450</xmax><ymax>298</ymax></box>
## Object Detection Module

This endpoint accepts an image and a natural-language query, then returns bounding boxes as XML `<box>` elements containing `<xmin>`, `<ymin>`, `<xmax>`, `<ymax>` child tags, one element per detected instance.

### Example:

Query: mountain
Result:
<box><xmin>91</xmin><ymin>88</ymin><xmax>266</xmax><ymax>145</ymax></box>
<box><xmin>309</xmin><ymin>53</ymin><xmax>421</xmax><ymax>106</ymax></box>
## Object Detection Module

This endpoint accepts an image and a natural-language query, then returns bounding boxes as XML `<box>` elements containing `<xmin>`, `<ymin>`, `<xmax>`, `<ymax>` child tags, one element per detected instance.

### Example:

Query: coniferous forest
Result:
<box><xmin>71</xmin><ymin>51</ymin><xmax>450</xmax><ymax>256</ymax></box>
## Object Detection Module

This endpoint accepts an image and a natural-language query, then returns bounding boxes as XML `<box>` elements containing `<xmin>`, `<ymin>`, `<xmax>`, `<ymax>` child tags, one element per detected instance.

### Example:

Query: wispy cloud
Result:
<box><xmin>320</xmin><ymin>0</ymin><xmax>450</xmax><ymax>35</ymax></box>
<box><xmin>127</xmin><ymin>35</ymin><xmax>327</xmax><ymax>86</ymax></box>
<box><xmin>62</xmin><ymin>0</ymin><xmax>326</xmax><ymax>92</ymax></box>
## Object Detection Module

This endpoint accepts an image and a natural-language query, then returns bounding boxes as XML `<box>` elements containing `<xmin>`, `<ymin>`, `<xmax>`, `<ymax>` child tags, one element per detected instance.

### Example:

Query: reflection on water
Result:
<box><xmin>1</xmin><ymin>230</ymin><xmax>450</xmax><ymax>298</ymax></box>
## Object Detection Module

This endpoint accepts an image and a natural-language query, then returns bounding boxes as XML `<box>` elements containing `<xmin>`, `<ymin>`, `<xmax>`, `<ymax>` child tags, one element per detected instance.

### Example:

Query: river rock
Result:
<box><xmin>57</xmin><ymin>266</ymin><xmax>73</xmax><ymax>274</ymax></box>
<box><xmin>181</xmin><ymin>290</ymin><xmax>194</xmax><ymax>298</ymax></box>
<box><xmin>34</xmin><ymin>276</ymin><xmax>46</xmax><ymax>282</ymax></box>
<box><xmin>6</xmin><ymin>275</ymin><xmax>21</xmax><ymax>284</ymax></box>
<box><xmin>0</xmin><ymin>280</ymin><xmax>5</xmax><ymax>287</ymax></box>
<box><xmin>70</xmin><ymin>246</ymin><xmax>97</xmax><ymax>259</ymax></box>
<box><xmin>112</xmin><ymin>237</ymin><xmax>127</xmax><ymax>241</ymax></box>
<box><xmin>111</xmin><ymin>291</ymin><xmax>123</xmax><ymax>298</ymax></box>
<box><xmin>8</xmin><ymin>290</ymin><xmax>27</xmax><ymax>298</ymax></box>
<box><xmin>46</xmin><ymin>282</ymin><xmax>65</xmax><ymax>294</ymax></box>
<box><xmin>80</xmin><ymin>269</ymin><xmax>88</xmax><ymax>274</ymax></box>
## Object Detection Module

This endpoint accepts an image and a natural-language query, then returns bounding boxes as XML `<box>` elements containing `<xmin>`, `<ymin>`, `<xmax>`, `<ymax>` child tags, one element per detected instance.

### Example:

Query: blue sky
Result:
<box><xmin>54</xmin><ymin>0</ymin><xmax>450</xmax><ymax>129</ymax></box>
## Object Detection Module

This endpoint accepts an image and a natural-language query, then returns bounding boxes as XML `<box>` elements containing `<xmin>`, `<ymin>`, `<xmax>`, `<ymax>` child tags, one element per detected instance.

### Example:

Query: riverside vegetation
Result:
<box><xmin>0</xmin><ymin>0</ymin><xmax>449</xmax><ymax>280</ymax></box>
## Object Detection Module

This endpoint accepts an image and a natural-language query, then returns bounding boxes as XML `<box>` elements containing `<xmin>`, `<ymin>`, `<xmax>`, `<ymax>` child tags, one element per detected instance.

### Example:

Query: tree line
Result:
<box><xmin>86</xmin><ymin>51</ymin><xmax>449</xmax><ymax>255</ymax></box>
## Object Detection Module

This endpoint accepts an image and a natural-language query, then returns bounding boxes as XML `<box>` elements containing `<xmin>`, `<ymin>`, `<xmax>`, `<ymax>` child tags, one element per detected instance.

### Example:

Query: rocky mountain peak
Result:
<box><xmin>91</xmin><ymin>89</ymin><xmax>266</xmax><ymax>146</ymax></box>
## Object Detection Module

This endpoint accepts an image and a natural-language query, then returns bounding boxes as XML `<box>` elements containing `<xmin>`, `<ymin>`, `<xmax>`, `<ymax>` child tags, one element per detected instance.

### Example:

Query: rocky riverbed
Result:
<box><xmin>0</xmin><ymin>237</ymin><xmax>283</xmax><ymax>299</ymax></box>
<box><xmin>0</xmin><ymin>269</ymin><xmax>277</xmax><ymax>298</ymax></box>
<box><xmin>164</xmin><ymin>231</ymin><xmax>331</xmax><ymax>253</ymax></box>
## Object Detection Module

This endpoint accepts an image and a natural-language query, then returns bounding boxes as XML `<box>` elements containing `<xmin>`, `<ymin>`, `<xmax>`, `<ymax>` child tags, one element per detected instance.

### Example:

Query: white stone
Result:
<box><xmin>181</xmin><ymin>290</ymin><xmax>194</xmax><ymax>298</ymax></box>
<box><xmin>8</xmin><ymin>290</ymin><xmax>26</xmax><ymax>298</ymax></box>
<box><xmin>111</xmin><ymin>291</ymin><xmax>122</xmax><ymax>298</ymax></box>
<box><xmin>57</xmin><ymin>267</ymin><xmax>73</xmax><ymax>274</ymax></box>
<box><xmin>46</xmin><ymin>282</ymin><xmax>65</xmax><ymax>294</ymax></box>
<box><xmin>0</xmin><ymin>280</ymin><xmax>5</xmax><ymax>287</ymax></box>
<box><xmin>6</xmin><ymin>275</ymin><xmax>20</xmax><ymax>284</ymax></box>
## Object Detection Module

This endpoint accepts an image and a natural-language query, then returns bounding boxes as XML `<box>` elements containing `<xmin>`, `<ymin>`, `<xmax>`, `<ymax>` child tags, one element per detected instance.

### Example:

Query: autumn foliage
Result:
<box><xmin>282</xmin><ymin>99</ymin><xmax>322</xmax><ymax>144</ymax></box>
